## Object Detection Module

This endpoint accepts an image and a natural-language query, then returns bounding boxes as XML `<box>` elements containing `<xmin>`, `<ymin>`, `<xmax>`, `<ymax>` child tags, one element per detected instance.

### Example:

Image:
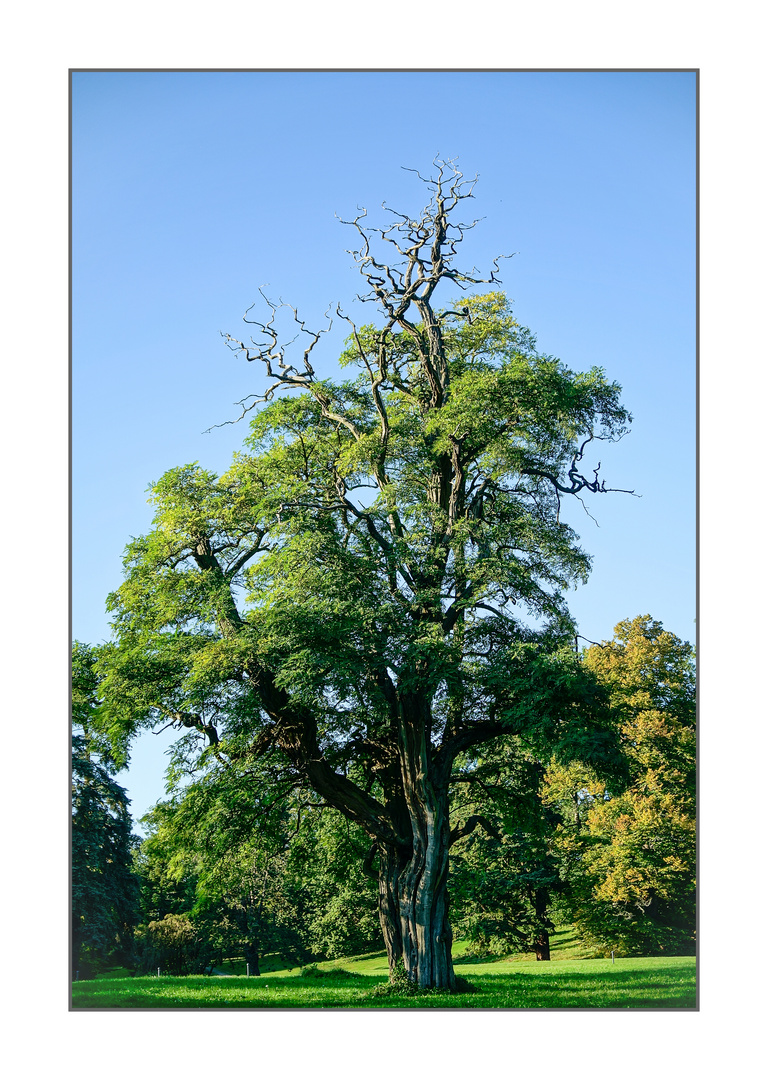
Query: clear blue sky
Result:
<box><xmin>72</xmin><ymin>70</ymin><xmax>696</xmax><ymax>824</ymax></box>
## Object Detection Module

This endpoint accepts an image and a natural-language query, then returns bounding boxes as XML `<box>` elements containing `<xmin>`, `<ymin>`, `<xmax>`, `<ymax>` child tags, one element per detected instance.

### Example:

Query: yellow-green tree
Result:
<box><xmin>545</xmin><ymin>616</ymin><xmax>695</xmax><ymax>955</ymax></box>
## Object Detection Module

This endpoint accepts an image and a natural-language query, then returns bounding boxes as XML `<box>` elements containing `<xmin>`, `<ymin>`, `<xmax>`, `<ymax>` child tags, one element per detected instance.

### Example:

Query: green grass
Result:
<box><xmin>72</xmin><ymin>946</ymin><xmax>696</xmax><ymax>1010</ymax></box>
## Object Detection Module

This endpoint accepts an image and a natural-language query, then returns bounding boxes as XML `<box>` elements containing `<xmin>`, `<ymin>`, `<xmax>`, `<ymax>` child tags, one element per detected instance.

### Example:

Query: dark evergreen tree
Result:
<box><xmin>72</xmin><ymin>643</ymin><xmax>140</xmax><ymax>977</ymax></box>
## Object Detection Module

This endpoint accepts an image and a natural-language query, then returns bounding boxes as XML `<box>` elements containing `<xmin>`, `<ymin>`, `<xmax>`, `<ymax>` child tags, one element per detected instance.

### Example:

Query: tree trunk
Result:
<box><xmin>376</xmin><ymin>779</ymin><xmax>456</xmax><ymax>989</ymax></box>
<box><xmin>244</xmin><ymin>943</ymin><xmax>261</xmax><ymax>976</ymax></box>
<box><xmin>534</xmin><ymin>930</ymin><xmax>551</xmax><ymax>961</ymax></box>
<box><xmin>532</xmin><ymin>887</ymin><xmax>552</xmax><ymax>960</ymax></box>
<box><xmin>376</xmin><ymin>843</ymin><xmax>406</xmax><ymax>972</ymax></box>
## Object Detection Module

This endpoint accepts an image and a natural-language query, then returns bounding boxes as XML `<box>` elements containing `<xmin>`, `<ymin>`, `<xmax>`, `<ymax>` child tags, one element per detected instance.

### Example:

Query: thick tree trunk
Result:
<box><xmin>377</xmin><ymin>844</ymin><xmax>407</xmax><ymax>971</ymax></box>
<box><xmin>376</xmin><ymin>782</ymin><xmax>456</xmax><ymax>988</ymax></box>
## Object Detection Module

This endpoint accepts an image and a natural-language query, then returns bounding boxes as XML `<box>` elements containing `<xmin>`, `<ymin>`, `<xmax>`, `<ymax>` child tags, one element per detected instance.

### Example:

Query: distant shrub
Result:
<box><xmin>133</xmin><ymin>913</ymin><xmax>215</xmax><ymax>976</ymax></box>
<box><xmin>300</xmin><ymin>963</ymin><xmax>354</xmax><ymax>979</ymax></box>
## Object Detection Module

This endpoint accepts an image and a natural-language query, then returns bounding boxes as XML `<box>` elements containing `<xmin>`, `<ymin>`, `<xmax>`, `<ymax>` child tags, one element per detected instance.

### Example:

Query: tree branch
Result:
<box><xmin>449</xmin><ymin>814</ymin><xmax>502</xmax><ymax>848</ymax></box>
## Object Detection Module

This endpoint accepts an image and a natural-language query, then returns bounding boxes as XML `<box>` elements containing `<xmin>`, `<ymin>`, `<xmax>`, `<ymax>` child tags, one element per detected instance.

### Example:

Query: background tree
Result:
<box><xmin>544</xmin><ymin>616</ymin><xmax>696</xmax><ymax>955</ymax></box>
<box><xmin>449</xmin><ymin>737</ymin><xmax>576</xmax><ymax>961</ymax></box>
<box><xmin>96</xmin><ymin>160</ymin><xmax>632</xmax><ymax>988</ymax></box>
<box><xmin>133</xmin><ymin>801</ymin><xmax>200</xmax><ymax>926</ymax></box>
<box><xmin>135</xmin><ymin>772</ymin><xmax>311</xmax><ymax>973</ymax></box>
<box><xmin>135</xmin><ymin>760</ymin><xmax>380</xmax><ymax>971</ymax></box>
<box><xmin>72</xmin><ymin>643</ymin><xmax>140</xmax><ymax>977</ymax></box>
<box><xmin>132</xmin><ymin>912</ymin><xmax>215</xmax><ymax>976</ymax></box>
<box><xmin>282</xmin><ymin>807</ymin><xmax>381</xmax><ymax>960</ymax></box>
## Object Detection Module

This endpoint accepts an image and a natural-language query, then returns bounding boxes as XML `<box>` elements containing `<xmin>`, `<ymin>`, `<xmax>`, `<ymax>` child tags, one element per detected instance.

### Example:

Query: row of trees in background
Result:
<box><xmin>72</xmin><ymin>615</ymin><xmax>695</xmax><ymax>977</ymax></box>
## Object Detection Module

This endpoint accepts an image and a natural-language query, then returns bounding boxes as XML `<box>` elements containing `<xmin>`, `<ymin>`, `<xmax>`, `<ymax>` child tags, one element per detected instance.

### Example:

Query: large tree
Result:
<box><xmin>97</xmin><ymin>161</ymin><xmax>631</xmax><ymax>988</ymax></box>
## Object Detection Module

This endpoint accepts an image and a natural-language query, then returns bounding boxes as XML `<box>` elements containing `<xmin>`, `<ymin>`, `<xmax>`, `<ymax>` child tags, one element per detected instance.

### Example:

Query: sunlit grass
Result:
<box><xmin>72</xmin><ymin>952</ymin><xmax>696</xmax><ymax>1010</ymax></box>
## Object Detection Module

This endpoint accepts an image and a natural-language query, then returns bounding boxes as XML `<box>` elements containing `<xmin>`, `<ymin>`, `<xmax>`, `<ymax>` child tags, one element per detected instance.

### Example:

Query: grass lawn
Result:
<box><xmin>72</xmin><ymin>931</ymin><xmax>696</xmax><ymax>1010</ymax></box>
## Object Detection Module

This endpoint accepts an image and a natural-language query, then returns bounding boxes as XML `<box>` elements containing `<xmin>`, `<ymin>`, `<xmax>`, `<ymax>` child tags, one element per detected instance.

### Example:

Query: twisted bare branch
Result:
<box><xmin>521</xmin><ymin>434</ymin><xmax>638</xmax><ymax>499</ymax></box>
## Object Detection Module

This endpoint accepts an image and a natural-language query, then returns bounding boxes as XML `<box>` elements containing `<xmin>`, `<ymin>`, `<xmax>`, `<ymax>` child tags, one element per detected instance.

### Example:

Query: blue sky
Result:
<box><xmin>72</xmin><ymin>70</ymin><xmax>696</xmax><ymax>823</ymax></box>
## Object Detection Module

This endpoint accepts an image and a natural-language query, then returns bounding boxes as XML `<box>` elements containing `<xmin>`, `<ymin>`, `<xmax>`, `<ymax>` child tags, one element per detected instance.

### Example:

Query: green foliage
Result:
<box><xmin>95</xmin><ymin>285</ymin><xmax>630</xmax><ymax>777</ymax></box>
<box><xmin>448</xmin><ymin>737</ymin><xmax>566</xmax><ymax>959</ymax></box>
<box><xmin>131</xmin><ymin>762</ymin><xmax>380</xmax><ymax>970</ymax></box>
<box><xmin>134</xmin><ymin>781</ymin><xmax>311</xmax><ymax>972</ymax></box>
<box><xmin>545</xmin><ymin>617</ymin><xmax>696</xmax><ymax>956</ymax></box>
<box><xmin>133</xmin><ymin>913</ymin><xmax>215</xmax><ymax>976</ymax></box>
<box><xmin>72</xmin><ymin>643</ymin><xmax>140</xmax><ymax>977</ymax></box>
<box><xmin>368</xmin><ymin>958</ymin><xmax>423</xmax><ymax>997</ymax></box>
<box><xmin>282</xmin><ymin>807</ymin><xmax>380</xmax><ymax>959</ymax></box>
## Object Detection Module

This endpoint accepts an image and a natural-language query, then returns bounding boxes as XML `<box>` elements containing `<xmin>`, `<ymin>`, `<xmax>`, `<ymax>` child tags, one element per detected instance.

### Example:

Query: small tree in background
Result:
<box><xmin>448</xmin><ymin>738</ymin><xmax>576</xmax><ymax>961</ymax></box>
<box><xmin>133</xmin><ymin>912</ymin><xmax>215</xmax><ymax>976</ymax></box>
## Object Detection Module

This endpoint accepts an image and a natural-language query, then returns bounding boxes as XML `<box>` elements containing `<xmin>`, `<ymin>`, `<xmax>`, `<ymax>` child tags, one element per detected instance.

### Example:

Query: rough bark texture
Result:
<box><xmin>375</xmin><ymin>815</ymin><xmax>454</xmax><ymax>987</ymax></box>
<box><xmin>376</xmin><ymin>844</ymin><xmax>407</xmax><ymax>972</ymax></box>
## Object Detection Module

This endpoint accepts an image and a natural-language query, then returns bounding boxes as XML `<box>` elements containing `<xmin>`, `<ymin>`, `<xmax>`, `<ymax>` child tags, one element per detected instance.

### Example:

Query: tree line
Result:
<box><xmin>71</xmin><ymin>161</ymin><xmax>695</xmax><ymax>985</ymax></box>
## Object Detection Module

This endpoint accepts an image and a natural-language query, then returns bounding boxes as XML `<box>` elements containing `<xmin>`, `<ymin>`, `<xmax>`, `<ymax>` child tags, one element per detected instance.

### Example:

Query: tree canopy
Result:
<box><xmin>95</xmin><ymin>160</ymin><xmax>634</xmax><ymax>988</ymax></box>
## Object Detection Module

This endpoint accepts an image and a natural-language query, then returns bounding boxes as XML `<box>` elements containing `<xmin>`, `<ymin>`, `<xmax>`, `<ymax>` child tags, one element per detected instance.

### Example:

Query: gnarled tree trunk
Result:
<box><xmin>376</xmin><ymin>826</ymin><xmax>455</xmax><ymax>987</ymax></box>
<box><xmin>397</xmin><ymin>804</ymin><xmax>455</xmax><ymax>988</ymax></box>
<box><xmin>376</xmin><ymin>706</ymin><xmax>456</xmax><ymax>989</ymax></box>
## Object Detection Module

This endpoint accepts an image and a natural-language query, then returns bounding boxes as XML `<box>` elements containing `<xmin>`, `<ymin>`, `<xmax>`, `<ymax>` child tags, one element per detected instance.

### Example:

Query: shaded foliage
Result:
<box><xmin>72</xmin><ymin>643</ymin><xmax>140</xmax><ymax>977</ymax></box>
<box><xmin>133</xmin><ymin>913</ymin><xmax>215</xmax><ymax>976</ymax></box>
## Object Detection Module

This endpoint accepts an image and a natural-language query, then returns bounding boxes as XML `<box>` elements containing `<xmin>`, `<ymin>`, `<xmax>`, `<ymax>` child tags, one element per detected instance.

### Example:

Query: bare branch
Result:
<box><xmin>521</xmin><ymin>433</ymin><xmax>638</xmax><ymax>500</ymax></box>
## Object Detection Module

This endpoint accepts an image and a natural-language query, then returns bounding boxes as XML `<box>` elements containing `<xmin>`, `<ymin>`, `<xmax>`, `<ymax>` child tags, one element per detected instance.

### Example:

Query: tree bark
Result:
<box><xmin>376</xmin><ymin>843</ymin><xmax>407</xmax><ymax>971</ymax></box>
<box><xmin>397</xmin><ymin>809</ymin><xmax>455</xmax><ymax>989</ymax></box>
<box><xmin>373</xmin><ymin>740</ymin><xmax>456</xmax><ymax>988</ymax></box>
<box><xmin>534</xmin><ymin>930</ymin><xmax>551</xmax><ymax>961</ymax></box>
<box><xmin>376</xmin><ymin>820</ymin><xmax>455</xmax><ymax>989</ymax></box>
